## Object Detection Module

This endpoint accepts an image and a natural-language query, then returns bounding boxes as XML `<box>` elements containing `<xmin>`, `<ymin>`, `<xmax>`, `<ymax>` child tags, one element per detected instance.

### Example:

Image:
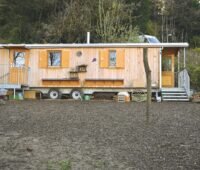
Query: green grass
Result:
<box><xmin>47</xmin><ymin>160</ymin><xmax>72</xmax><ymax>170</ymax></box>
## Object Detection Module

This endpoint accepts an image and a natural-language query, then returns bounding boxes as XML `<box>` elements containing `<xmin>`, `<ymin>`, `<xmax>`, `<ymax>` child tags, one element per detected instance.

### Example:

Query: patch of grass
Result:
<box><xmin>94</xmin><ymin>160</ymin><xmax>107</xmax><ymax>168</ymax></box>
<box><xmin>47</xmin><ymin>160</ymin><xmax>54</xmax><ymax>170</ymax></box>
<box><xmin>59</xmin><ymin>160</ymin><xmax>72</xmax><ymax>170</ymax></box>
<box><xmin>47</xmin><ymin>160</ymin><xmax>72</xmax><ymax>170</ymax></box>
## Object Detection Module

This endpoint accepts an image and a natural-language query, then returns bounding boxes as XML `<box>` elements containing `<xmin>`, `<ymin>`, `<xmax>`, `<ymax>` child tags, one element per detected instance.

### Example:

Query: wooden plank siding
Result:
<box><xmin>84</xmin><ymin>80</ymin><xmax>124</xmax><ymax>87</ymax></box>
<box><xmin>0</xmin><ymin>49</ymin><xmax>9</xmax><ymax>66</ymax></box>
<box><xmin>27</xmin><ymin>48</ymin><xmax>160</xmax><ymax>88</ymax></box>
<box><xmin>0</xmin><ymin>47</ymin><xmax>160</xmax><ymax>88</ymax></box>
<box><xmin>0</xmin><ymin>49</ymin><xmax>10</xmax><ymax>84</ymax></box>
<box><xmin>42</xmin><ymin>79</ymin><xmax>80</xmax><ymax>87</ymax></box>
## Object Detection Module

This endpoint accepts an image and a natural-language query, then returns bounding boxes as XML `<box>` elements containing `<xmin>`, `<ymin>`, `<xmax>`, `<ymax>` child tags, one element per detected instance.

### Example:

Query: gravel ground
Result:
<box><xmin>0</xmin><ymin>100</ymin><xmax>200</xmax><ymax>170</ymax></box>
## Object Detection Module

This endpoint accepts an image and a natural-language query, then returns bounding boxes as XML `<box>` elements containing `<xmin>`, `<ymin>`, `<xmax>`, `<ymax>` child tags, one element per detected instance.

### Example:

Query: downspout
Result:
<box><xmin>159</xmin><ymin>47</ymin><xmax>162</xmax><ymax>89</ymax></box>
<box><xmin>183</xmin><ymin>47</ymin><xmax>186</xmax><ymax>68</ymax></box>
<box><xmin>183</xmin><ymin>47</ymin><xmax>186</xmax><ymax>89</ymax></box>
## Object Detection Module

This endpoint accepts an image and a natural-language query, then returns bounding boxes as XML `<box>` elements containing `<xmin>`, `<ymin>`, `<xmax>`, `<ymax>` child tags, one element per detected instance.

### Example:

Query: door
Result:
<box><xmin>162</xmin><ymin>55</ymin><xmax>174</xmax><ymax>87</ymax></box>
<box><xmin>9</xmin><ymin>49</ymin><xmax>29</xmax><ymax>84</ymax></box>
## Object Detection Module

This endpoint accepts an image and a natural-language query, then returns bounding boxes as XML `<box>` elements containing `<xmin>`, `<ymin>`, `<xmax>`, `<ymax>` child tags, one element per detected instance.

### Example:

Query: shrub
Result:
<box><xmin>188</xmin><ymin>65</ymin><xmax>200</xmax><ymax>91</ymax></box>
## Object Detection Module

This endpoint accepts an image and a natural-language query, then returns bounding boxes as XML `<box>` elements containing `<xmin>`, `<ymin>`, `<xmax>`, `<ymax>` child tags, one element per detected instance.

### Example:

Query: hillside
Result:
<box><xmin>0</xmin><ymin>0</ymin><xmax>199</xmax><ymax>47</ymax></box>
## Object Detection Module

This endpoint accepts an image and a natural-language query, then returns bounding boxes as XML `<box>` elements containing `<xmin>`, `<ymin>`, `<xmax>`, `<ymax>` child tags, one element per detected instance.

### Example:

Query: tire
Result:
<box><xmin>48</xmin><ymin>89</ymin><xmax>61</xmax><ymax>99</ymax></box>
<box><xmin>70</xmin><ymin>89</ymin><xmax>83</xmax><ymax>100</ymax></box>
<box><xmin>3</xmin><ymin>95</ymin><xmax>9</xmax><ymax>101</ymax></box>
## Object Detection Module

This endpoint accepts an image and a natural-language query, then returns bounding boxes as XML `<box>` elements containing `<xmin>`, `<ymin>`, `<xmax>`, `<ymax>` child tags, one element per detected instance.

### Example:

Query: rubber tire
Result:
<box><xmin>48</xmin><ymin>89</ymin><xmax>61</xmax><ymax>99</ymax></box>
<box><xmin>70</xmin><ymin>89</ymin><xmax>83</xmax><ymax>100</ymax></box>
<box><xmin>4</xmin><ymin>95</ymin><xmax>9</xmax><ymax>101</ymax></box>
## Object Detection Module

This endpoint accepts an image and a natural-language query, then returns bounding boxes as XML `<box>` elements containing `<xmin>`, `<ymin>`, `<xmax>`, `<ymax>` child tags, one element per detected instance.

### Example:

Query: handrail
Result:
<box><xmin>178</xmin><ymin>68</ymin><xmax>190</xmax><ymax>97</ymax></box>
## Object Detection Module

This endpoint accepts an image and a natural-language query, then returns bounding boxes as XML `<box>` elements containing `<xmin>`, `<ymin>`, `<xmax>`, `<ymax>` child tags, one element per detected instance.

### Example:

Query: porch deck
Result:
<box><xmin>0</xmin><ymin>64</ymin><xmax>29</xmax><ymax>89</ymax></box>
<box><xmin>0</xmin><ymin>84</ymin><xmax>27</xmax><ymax>89</ymax></box>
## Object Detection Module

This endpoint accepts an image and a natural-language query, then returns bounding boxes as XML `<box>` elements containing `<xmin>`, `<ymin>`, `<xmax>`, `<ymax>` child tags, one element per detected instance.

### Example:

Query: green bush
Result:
<box><xmin>191</xmin><ymin>36</ymin><xmax>200</xmax><ymax>48</ymax></box>
<box><xmin>187</xmin><ymin>65</ymin><xmax>200</xmax><ymax>91</ymax></box>
<box><xmin>186</xmin><ymin>49</ymin><xmax>200</xmax><ymax>91</ymax></box>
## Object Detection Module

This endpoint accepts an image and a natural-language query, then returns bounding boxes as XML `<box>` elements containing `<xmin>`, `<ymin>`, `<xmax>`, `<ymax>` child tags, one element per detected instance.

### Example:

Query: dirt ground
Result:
<box><xmin>0</xmin><ymin>100</ymin><xmax>200</xmax><ymax>170</ymax></box>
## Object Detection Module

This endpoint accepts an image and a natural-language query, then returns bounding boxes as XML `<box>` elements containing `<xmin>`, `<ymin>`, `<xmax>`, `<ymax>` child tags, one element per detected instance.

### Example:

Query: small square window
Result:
<box><xmin>13</xmin><ymin>52</ymin><xmax>25</xmax><ymax>67</ymax></box>
<box><xmin>109</xmin><ymin>50</ymin><xmax>117</xmax><ymax>67</ymax></box>
<box><xmin>48</xmin><ymin>51</ymin><xmax>61</xmax><ymax>66</ymax></box>
<box><xmin>162</xmin><ymin>56</ymin><xmax>172</xmax><ymax>71</ymax></box>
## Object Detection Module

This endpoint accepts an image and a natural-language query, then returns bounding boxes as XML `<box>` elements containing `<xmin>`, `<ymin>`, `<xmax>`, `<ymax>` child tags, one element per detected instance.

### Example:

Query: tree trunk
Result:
<box><xmin>143</xmin><ymin>48</ymin><xmax>151</xmax><ymax>119</ymax></box>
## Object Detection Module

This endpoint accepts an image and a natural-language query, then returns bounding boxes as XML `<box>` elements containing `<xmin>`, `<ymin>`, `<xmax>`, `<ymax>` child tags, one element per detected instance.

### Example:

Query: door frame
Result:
<box><xmin>162</xmin><ymin>54</ymin><xmax>175</xmax><ymax>88</ymax></box>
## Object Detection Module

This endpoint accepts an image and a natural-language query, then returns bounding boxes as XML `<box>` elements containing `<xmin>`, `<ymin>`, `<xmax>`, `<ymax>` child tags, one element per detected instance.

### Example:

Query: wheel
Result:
<box><xmin>48</xmin><ymin>89</ymin><xmax>61</xmax><ymax>99</ymax></box>
<box><xmin>70</xmin><ymin>89</ymin><xmax>83</xmax><ymax>100</ymax></box>
<box><xmin>3</xmin><ymin>95</ymin><xmax>9</xmax><ymax>101</ymax></box>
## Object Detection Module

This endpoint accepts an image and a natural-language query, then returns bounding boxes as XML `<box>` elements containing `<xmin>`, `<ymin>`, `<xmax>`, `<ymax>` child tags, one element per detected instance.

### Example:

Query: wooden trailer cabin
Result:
<box><xmin>0</xmin><ymin>43</ymin><xmax>189</xmax><ymax>101</ymax></box>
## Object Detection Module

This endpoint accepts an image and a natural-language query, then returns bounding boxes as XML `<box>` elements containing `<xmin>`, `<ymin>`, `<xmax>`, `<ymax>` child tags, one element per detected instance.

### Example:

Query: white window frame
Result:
<box><xmin>109</xmin><ymin>50</ymin><xmax>117</xmax><ymax>67</ymax></box>
<box><xmin>48</xmin><ymin>51</ymin><xmax>61</xmax><ymax>67</ymax></box>
<box><xmin>13</xmin><ymin>51</ymin><xmax>26</xmax><ymax>67</ymax></box>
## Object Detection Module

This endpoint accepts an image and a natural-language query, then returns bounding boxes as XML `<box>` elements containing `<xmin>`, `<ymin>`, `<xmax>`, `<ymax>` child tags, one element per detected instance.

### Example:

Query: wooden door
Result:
<box><xmin>162</xmin><ymin>55</ymin><xmax>174</xmax><ymax>87</ymax></box>
<box><xmin>9</xmin><ymin>49</ymin><xmax>29</xmax><ymax>84</ymax></box>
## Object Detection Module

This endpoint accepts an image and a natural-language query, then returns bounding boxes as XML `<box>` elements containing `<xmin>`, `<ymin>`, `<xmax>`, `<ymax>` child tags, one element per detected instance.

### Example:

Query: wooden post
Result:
<box><xmin>183</xmin><ymin>48</ymin><xmax>186</xmax><ymax>68</ymax></box>
<box><xmin>178</xmin><ymin>51</ymin><xmax>180</xmax><ymax>73</ymax></box>
<box><xmin>143</xmin><ymin>48</ymin><xmax>151</xmax><ymax>118</ymax></box>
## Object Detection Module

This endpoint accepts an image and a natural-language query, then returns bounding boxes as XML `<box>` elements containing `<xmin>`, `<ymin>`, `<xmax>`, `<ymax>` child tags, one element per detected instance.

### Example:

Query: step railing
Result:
<box><xmin>178</xmin><ymin>68</ymin><xmax>190</xmax><ymax>97</ymax></box>
<box><xmin>0</xmin><ymin>64</ymin><xmax>30</xmax><ymax>86</ymax></box>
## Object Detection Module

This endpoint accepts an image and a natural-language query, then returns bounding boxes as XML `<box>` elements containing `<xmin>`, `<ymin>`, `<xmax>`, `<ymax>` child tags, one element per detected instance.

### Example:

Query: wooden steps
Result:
<box><xmin>161</xmin><ymin>88</ymin><xmax>189</xmax><ymax>102</ymax></box>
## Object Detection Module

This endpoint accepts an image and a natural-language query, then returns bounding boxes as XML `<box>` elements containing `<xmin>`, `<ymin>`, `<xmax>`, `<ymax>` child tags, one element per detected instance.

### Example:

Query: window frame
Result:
<box><xmin>109</xmin><ymin>50</ymin><xmax>117</xmax><ymax>68</ymax></box>
<box><xmin>13</xmin><ymin>51</ymin><xmax>26</xmax><ymax>67</ymax></box>
<box><xmin>162</xmin><ymin>55</ymin><xmax>172</xmax><ymax>72</ymax></box>
<box><xmin>47</xmin><ymin>50</ymin><xmax>62</xmax><ymax>67</ymax></box>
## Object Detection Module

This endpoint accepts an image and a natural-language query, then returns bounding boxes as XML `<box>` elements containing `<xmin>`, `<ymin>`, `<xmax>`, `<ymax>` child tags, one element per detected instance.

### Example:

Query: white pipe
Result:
<box><xmin>159</xmin><ymin>48</ymin><xmax>162</xmax><ymax>89</ymax></box>
<box><xmin>178</xmin><ymin>51</ymin><xmax>180</xmax><ymax>72</ymax></box>
<box><xmin>14</xmin><ymin>88</ymin><xmax>16</xmax><ymax>99</ymax></box>
<box><xmin>184</xmin><ymin>48</ymin><xmax>186</xmax><ymax>68</ymax></box>
<box><xmin>87</xmin><ymin>32</ymin><xmax>90</xmax><ymax>44</ymax></box>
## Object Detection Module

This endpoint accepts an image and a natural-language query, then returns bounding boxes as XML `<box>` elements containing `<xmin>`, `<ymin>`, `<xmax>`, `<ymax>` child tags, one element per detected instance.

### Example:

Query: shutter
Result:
<box><xmin>9</xmin><ymin>50</ymin><xmax>14</xmax><ymax>65</ymax></box>
<box><xmin>39</xmin><ymin>50</ymin><xmax>47</xmax><ymax>68</ymax></box>
<box><xmin>99</xmin><ymin>49</ymin><xmax>109</xmax><ymax>68</ymax></box>
<box><xmin>116</xmin><ymin>49</ymin><xmax>125</xmax><ymax>68</ymax></box>
<box><xmin>62</xmin><ymin>50</ymin><xmax>70</xmax><ymax>67</ymax></box>
<box><xmin>25</xmin><ymin>50</ymin><xmax>30</xmax><ymax>67</ymax></box>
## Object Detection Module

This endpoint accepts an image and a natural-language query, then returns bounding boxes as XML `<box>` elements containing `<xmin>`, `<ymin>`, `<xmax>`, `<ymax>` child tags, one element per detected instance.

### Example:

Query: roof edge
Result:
<box><xmin>0</xmin><ymin>43</ymin><xmax>189</xmax><ymax>49</ymax></box>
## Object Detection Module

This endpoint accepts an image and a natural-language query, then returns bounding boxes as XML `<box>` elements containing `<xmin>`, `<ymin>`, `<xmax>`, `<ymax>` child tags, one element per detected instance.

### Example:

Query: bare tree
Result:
<box><xmin>96</xmin><ymin>0</ymin><xmax>139</xmax><ymax>42</ymax></box>
<box><xmin>143</xmin><ymin>48</ymin><xmax>151</xmax><ymax>121</ymax></box>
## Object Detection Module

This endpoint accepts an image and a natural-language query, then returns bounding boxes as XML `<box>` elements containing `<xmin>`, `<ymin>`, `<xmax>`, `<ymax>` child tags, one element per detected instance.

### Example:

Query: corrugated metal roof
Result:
<box><xmin>0</xmin><ymin>43</ymin><xmax>189</xmax><ymax>49</ymax></box>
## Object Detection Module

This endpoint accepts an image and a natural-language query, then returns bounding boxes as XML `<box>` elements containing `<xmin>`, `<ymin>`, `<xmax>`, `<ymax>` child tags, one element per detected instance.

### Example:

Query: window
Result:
<box><xmin>13</xmin><ymin>52</ymin><xmax>25</xmax><ymax>67</ymax></box>
<box><xmin>76</xmin><ymin>51</ymin><xmax>82</xmax><ymax>57</ymax></box>
<box><xmin>109</xmin><ymin>50</ymin><xmax>117</xmax><ymax>67</ymax></box>
<box><xmin>162</xmin><ymin>56</ymin><xmax>172</xmax><ymax>71</ymax></box>
<box><xmin>48</xmin><ymin>51</ymin><xmax>61</xmax><ymax>66</ymax></box>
